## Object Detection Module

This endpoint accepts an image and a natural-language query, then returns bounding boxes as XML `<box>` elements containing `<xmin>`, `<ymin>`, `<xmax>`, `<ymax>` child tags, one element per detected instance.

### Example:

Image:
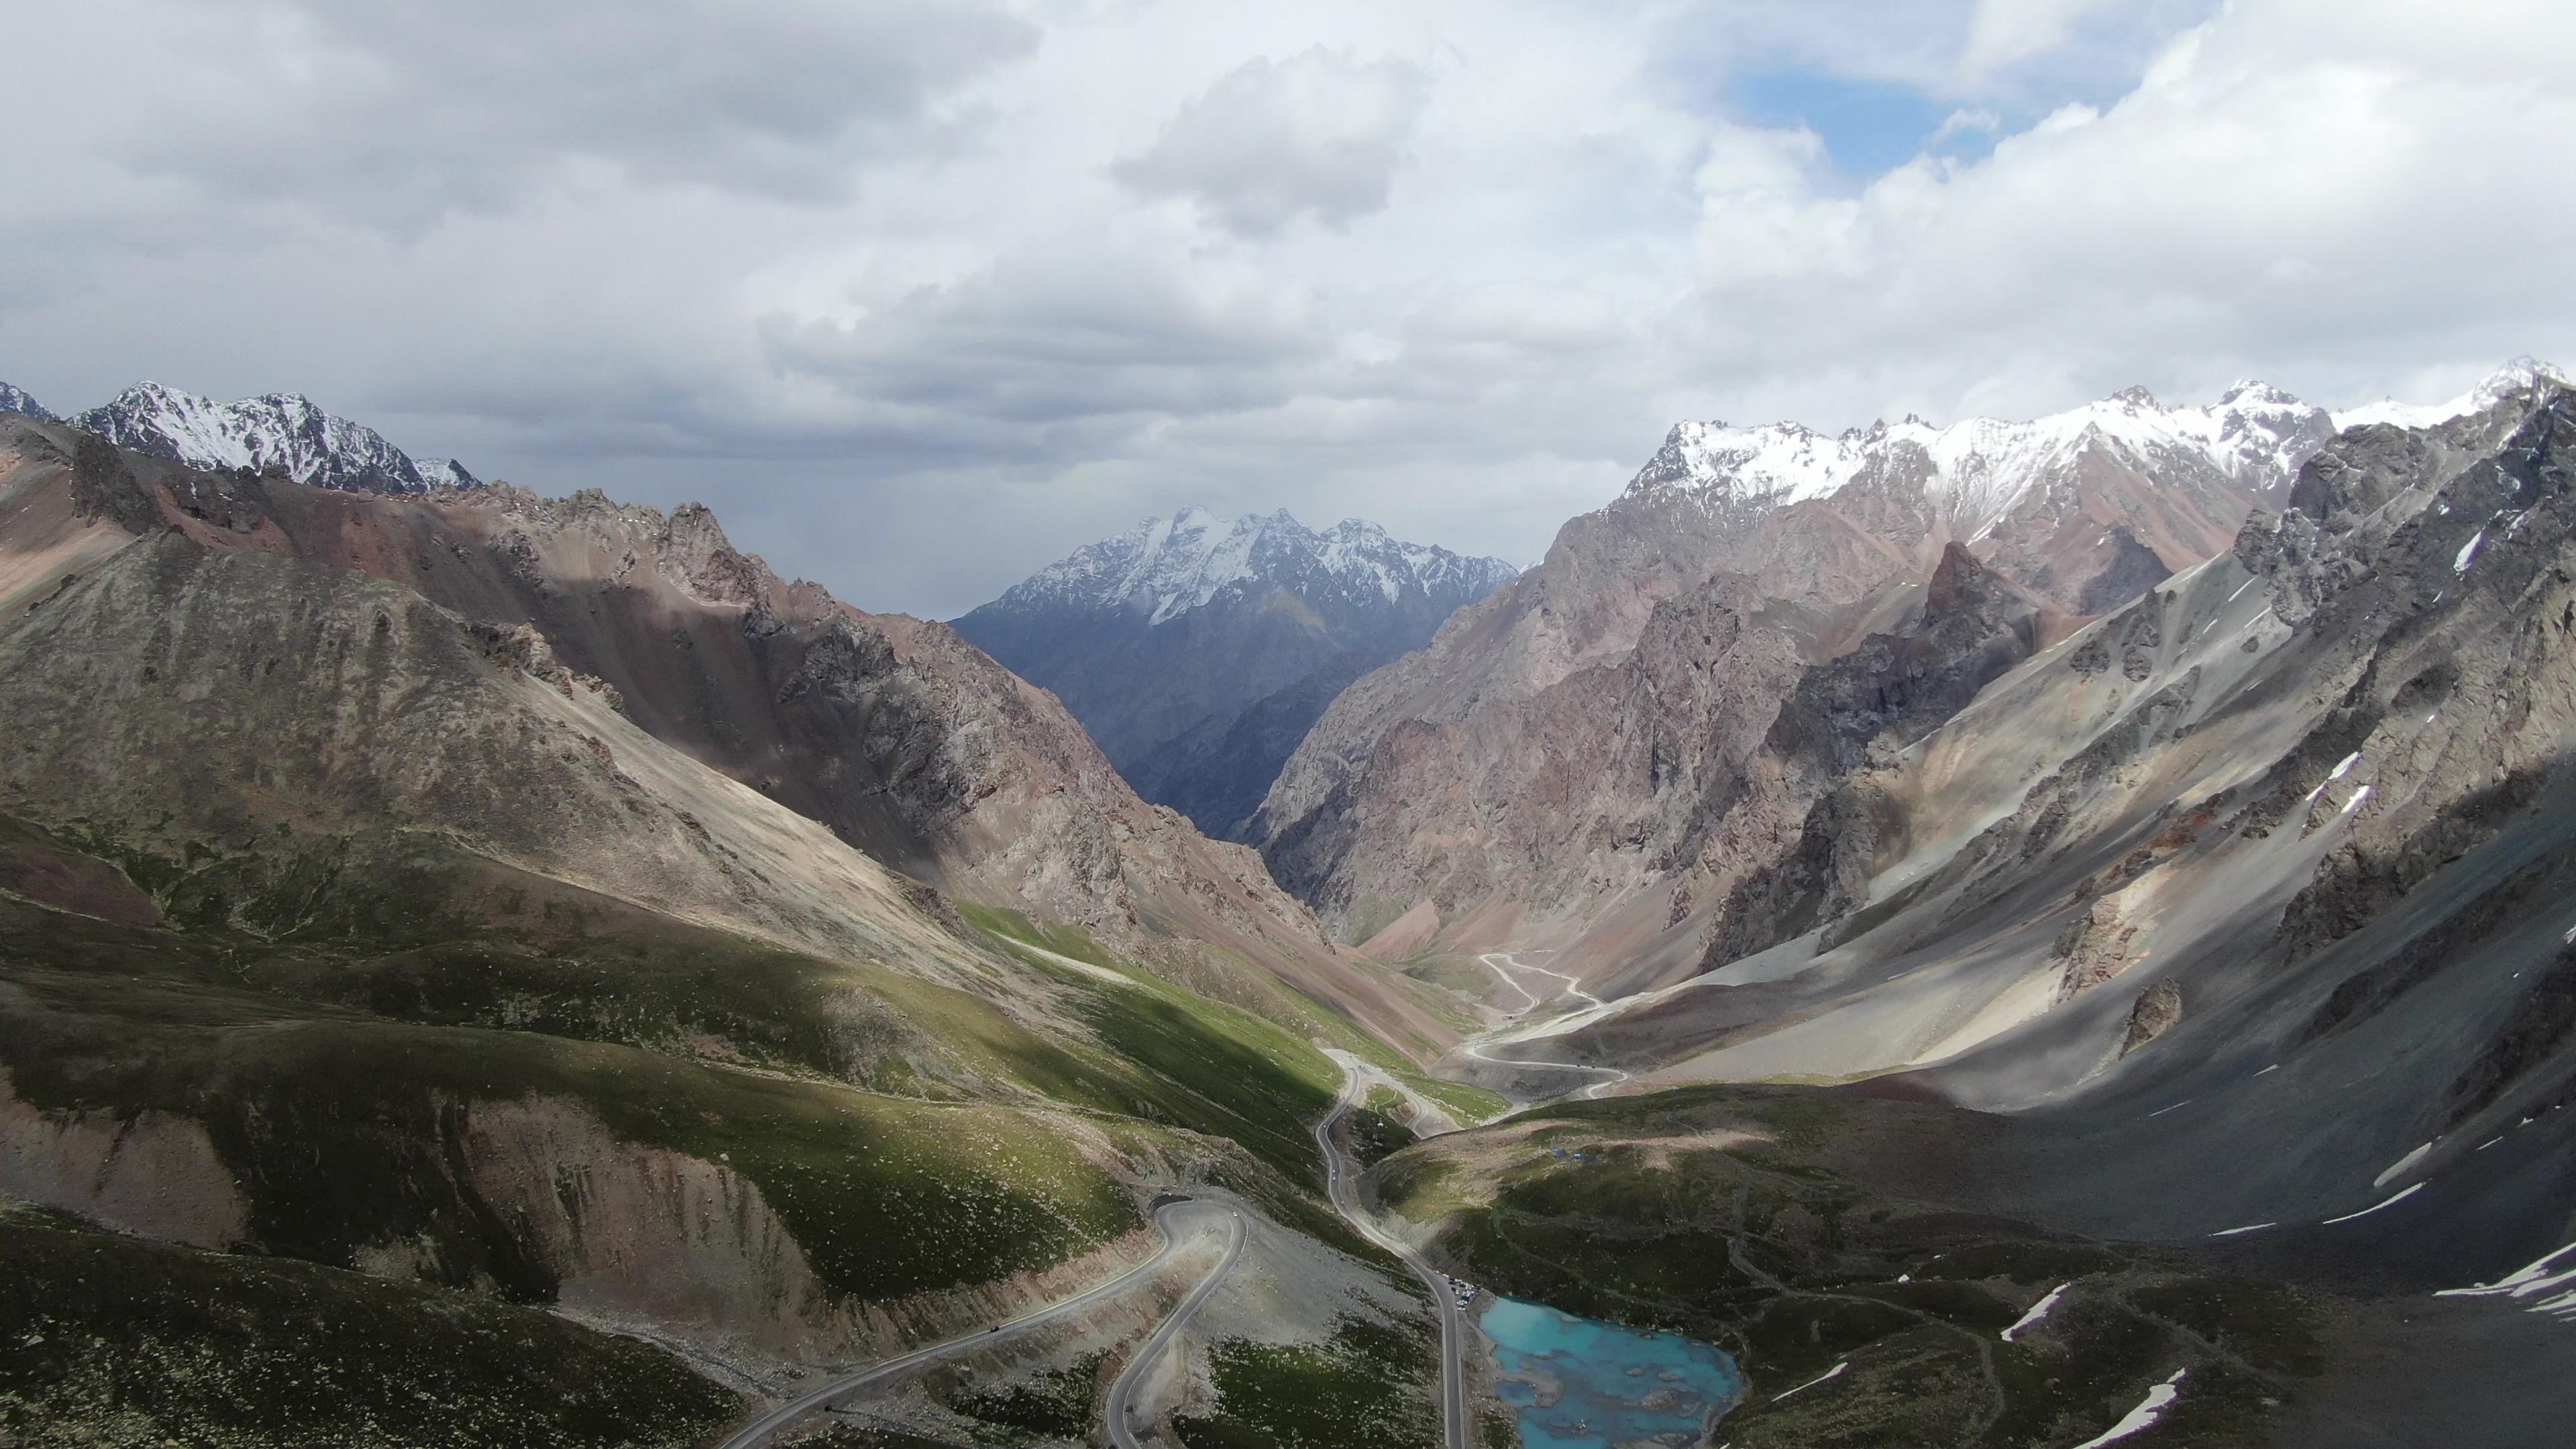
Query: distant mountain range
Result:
<box><xmin>0</xmin><ymin>378</ymin><xmax>477</xmax><ymax>493</ymax></box>
<box><xmin>953</xmin><ymin>507</ymin><xmax>1519</xmax><ymax>837</ymax></box>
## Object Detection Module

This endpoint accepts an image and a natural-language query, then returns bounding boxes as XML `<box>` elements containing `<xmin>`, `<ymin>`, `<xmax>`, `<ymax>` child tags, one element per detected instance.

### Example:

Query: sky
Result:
<box><xmin>3</xmin><ymin>0</ymin><xmax>2572</xmax><ymax>618</ymax></box>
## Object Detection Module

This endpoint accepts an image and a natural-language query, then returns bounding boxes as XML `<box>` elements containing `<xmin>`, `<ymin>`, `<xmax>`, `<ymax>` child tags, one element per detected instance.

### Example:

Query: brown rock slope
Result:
<box><xmin>1255</xmin><ymin>386</ymin><xmax>2330</xmax><ymax>970</ymax></box>
<box><xmin>1550</xmin><ymin>380</ymin><xmax>2576</xmax><ymax>1144</ymax></box>
<box><xmin>1260</xmin><ymin>527</ymin><xmax>2051</xmax><ymax>996</ymax></box>
<box><xmin>0</xmin><ymin>416</ymin><xmax>1446</xmax><ymax>1057</ymax></box>
<box><xmin>0</xmin><ymin>416</ymin><xmax>1446</xmax><ymax>1417</ymax></box>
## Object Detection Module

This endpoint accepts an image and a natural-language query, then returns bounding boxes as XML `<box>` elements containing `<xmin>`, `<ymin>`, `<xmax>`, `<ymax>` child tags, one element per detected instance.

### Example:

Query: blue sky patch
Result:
<box><xmin>1729</xmin><ymin>68</ymin><xmax>1992</xmax><ymax>175</ymax></box>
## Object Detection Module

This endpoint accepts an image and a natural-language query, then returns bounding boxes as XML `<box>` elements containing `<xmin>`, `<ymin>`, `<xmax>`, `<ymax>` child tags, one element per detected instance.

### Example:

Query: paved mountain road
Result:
<box><xmin>1316</xmin><ymin>1054</ymin><xmax>1471</xmax><ymax>1449</ymax></box>
<box><xmin>716</xmin><ymin>1197</ymin><xmax>1231</xmax><ymax>1449</ymax></box>
<box><xmin>1103</xmin><ymin>1207</ymin><xmax>1248</xmax><ymax>1448</ymax></box>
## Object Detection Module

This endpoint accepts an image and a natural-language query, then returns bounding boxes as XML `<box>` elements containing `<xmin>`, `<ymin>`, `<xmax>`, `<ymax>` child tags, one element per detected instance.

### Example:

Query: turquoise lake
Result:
<box><xmin>1480</xmin><ymin>1297</ymin><xmax>1744</xmax><ymax>1448</ymax></box>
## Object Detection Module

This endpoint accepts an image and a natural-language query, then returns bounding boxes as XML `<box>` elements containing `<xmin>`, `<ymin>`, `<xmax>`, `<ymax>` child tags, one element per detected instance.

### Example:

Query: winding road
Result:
<box><xmin>1104</xmin><ymin>1208</ymin><xmax>1248</xmax><ymax>1448</ymax></box>
<box><xmin>719</xmin><ymin>949</ymin><xmax>1628</xmax><ymax>1449</ymax></box>
<box><xmin>1465</xmin><ymin>953</ymin><xmax>1632</xmax><ymax>1101</ymax></box>
<box><xmin>1316</xmin><ymin>1055</ymin><xmax>1472</xmax><ymax>1449</ymax></box>
<box><xmin>716</xmin><ymin>1197</ymin><xmax>1233</xmax><ymax>1449</ymax></box>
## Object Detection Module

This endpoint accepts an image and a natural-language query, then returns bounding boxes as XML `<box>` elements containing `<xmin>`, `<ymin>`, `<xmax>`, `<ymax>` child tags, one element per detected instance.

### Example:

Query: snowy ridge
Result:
<box><xmin>51</xmin><ymin>380</ymin><xmax>478</xmax><ymax>495</ymax></box>
<box><xmin>2333</xmin><ymin>356</ymin><xmax>2565</xmax><ymax>432</ymax></box>
<box><xmin>1627</xmin><ymin>361</ymin><xmax>2555</xmax><ymax>539</ymax></box>
<box><xmin>1629</xmin><ymin>379</ymin><xmax>2338</xmax><ymax>536</ymax></box>
<box><xmin>0</xmin><ymin>382</ymin><xmax>56</xmax><ymax>423</ymax></box>
<box><xmin>996</xmin><ymin>506</ymin><xmax>1519</xmax><ymax>627</ymax></box>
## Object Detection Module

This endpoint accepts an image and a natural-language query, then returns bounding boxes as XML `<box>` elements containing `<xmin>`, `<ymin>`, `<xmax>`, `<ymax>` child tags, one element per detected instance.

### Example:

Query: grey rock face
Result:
<box><xmin>951</xmin><ymin>507</ymin><xmax>1517</xmax><ymax>837</ymax></box>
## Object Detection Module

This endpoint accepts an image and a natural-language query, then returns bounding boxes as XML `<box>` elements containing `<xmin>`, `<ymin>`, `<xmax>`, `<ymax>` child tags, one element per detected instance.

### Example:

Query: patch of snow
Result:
<box><xmin>2341</xmin><ymin>785</ymin><xmax>2371</xmax><ymax>814</ymax></box>
<box><xmin>2455</xmin><ymin>531</ymin><xmax>2485</xmax><ymax>573</ymax></box>
<box><xmin>2332</xmin><ymin>358</ymin><xmax>2565</xmax><ymax>432</ymax></box>
<box><xmin>2373</xmin><ymin>1141</ymin><xmax>2434</xmax><ymax>1189</ymax></box>
<box><xmin>2328</xmin><ymin>752</ymin><xmax>2361</xmax><ymax>780</ymax></box>
<box><xmin>2001</xmin><ymin>1283</ymin><xmax>2070</xmax><ymax>1342</ymax></box>
<box><xmin>2436</xmin><ymin>1240</ymin><xmax>2576</xmax><ymax>1320</ymax></box>
<box><xmin>1771</xmin><ymin>1362</ymin><xmax>1847</xmax><ymax>1403</ymax></box>
<box><xmin>2210</xmin><ymin>1222</ymin><xmax>2275</xmax><ymax>1238</ymax></box>
<box><xmin>2069</xmin><ymin>1370</ymin><xmax>2188</xmax><ymax>1449</ymax></box>
<box><xmin>2146</xmin><ymin>1099</ymin><xmax>2194</xmax><ymax>1118</ymax></box>
<box><xmin>2254</xmin><ymin>1064</ymin><xmax>2281</xmax><ymax>1076</ymax></box>
<box><xmin>2322</xmin><ymin>1182</ymin><xmax>2427</xmax><ymax>1225</ymax></box>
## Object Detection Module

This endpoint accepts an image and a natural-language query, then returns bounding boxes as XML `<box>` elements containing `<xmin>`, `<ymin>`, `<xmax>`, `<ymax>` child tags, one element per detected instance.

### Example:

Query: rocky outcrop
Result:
<box><xmin>2119</xmin><ymin>977</ymin><xmax>2185</xmax><ymax>1055</ymax></box>
<box><xmin>0</xmin><ymin>1071</ymin><xmax>249</xmax><ymax>1250</ymax></box>
<box><xmin>2055</xmin><ymin>897</ymin><xmax>2143</xmax><ymax>1005</ymax></box>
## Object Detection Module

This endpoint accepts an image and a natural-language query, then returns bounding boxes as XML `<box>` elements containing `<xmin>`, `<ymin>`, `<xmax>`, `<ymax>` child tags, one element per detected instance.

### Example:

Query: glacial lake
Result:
<box><xmin>1481</xmin><ymin>1296</ymin><xmax>1743</xmax><ymax>1449</ymax></box>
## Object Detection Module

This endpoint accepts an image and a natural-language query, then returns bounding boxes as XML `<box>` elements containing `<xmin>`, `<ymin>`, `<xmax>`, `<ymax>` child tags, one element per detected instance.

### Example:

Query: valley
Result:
<box><xmin>5</xmin><ymin>364</ymin><xmax>2574</xmax><ymax>1449</ymax></box>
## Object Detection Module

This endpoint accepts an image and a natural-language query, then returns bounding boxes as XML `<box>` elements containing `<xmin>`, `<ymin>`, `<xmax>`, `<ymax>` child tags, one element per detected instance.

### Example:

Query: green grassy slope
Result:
<box><xmin>1371</xmin><ymin>1085</ymin><xmax>2334</xmax><ymax>1449</ymax></box>
<box><xmin>0</xmin><ymin>1202</ymin><xmax>742</xmax><ymax>1449</ymax></box>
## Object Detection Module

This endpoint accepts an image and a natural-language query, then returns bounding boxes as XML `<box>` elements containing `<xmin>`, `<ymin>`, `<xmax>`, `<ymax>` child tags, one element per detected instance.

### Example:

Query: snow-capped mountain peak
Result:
<box><xmin>994</xmin><ymin>507</ymin><xmax>1517</xmax><ymax>627</ymax></box>
<box><xmin>2330</xmin><ymin>357</ymin><xmax>2567</xmax><ymax>432</ymax></box>
<box><xmin>1632</xmin><ymin>377</ymin><xmax>2354</xmax><ymax>539</ymax></box>
<box><xmin>0</xmin><ymin>381</ymin><xmax>57</xmax><ymax>423</ymax></box>
<box><xmin>48</xmin><ymin>380</ymin><xmax>479</xmax><ymax>496</ymax></box>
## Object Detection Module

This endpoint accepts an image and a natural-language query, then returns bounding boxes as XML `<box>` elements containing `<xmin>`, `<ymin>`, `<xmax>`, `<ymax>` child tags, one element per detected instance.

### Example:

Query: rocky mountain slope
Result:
<box><xmin>0</xmin><ymin>417</ymin><xmax>1448</xmax><ymax>1057</ymax></box>
<box><xmin>1365</xmin><ymin>377</ymin><xmax>2576</xmax><ymax>1448</ymax></box>
<box><xmin>0</xmin><ymin>378</ymin><xmax>478</xmax><ymax>492</ymax></box>
<box><xmin>0</xmin><ymin>413</ymin><xmax>1464</xmax><ymax>1444</ymax></box>
<box><xmin>953</xmin><ymin>507</ymin><xmax>1517</xmax><ymax>837</ymax></box>
<box><xmin>1257</xmin><ymin>365</ymin><xmax>2554</xmax><ymax>962</ymax></box>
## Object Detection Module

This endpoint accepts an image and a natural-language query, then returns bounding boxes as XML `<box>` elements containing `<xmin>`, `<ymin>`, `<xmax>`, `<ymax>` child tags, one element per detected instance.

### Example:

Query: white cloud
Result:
<box><xmin>2</xmin><ymin>0</ymin><xmax>2572</xmax><ymax>617</ymax></box>
<box><xmin>1961</xmin><ymin>0</ymin><xmax>2120</xmax><ymax>76</ymax></box>
<box><xmin>1114</xmin><ymin>47</ymin><xmax>1432</xmax><ymax>236</ymax></box>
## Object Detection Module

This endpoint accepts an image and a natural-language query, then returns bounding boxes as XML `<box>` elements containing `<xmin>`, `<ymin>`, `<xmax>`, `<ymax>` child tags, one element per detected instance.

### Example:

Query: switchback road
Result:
<box><xmin>717</xmin><ymin>1196</ymin><xmax>1231</xmax><ymax>1449</ymax></box>
<box><xmin>1103</xmin><ymin>1205</ymin><xmax>1248</xmax><ymax>1448</ymax></box>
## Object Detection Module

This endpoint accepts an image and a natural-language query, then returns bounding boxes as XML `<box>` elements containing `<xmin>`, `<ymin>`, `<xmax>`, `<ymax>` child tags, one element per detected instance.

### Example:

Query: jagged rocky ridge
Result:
<box><xmin>953</xmin><ymin>506</ymin><xmax>1517</xmax><ymax>837</ymax></box>
<box><xmin>1</xmin><ymin>378</ymin><xmax>478</xmax><ymax>493</ymax></box>
<box><xmin>1544</xmin><ymin>376</ymin><xmax>2576</xmax><ymax>1131</ymax></box>
<box><xmin>1256</xmin><ymin>364</ymin><xmax>2559</xmax><ymax>959</ymax></box>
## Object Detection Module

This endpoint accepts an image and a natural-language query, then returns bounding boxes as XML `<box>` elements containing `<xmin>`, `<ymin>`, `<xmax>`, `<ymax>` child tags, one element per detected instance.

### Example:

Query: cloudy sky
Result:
<box><xmin>4</xmin><ymin>0</ymin><xmax>2571</xmax><ymax>617</ymax></box>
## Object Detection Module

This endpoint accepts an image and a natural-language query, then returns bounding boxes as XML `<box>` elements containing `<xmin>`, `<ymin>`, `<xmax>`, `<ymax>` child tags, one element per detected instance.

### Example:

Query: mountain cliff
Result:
<box><xmin>953</xmin><ymin>506</ymin><xmax>1517</xmax><ymax>836</ymax></box>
